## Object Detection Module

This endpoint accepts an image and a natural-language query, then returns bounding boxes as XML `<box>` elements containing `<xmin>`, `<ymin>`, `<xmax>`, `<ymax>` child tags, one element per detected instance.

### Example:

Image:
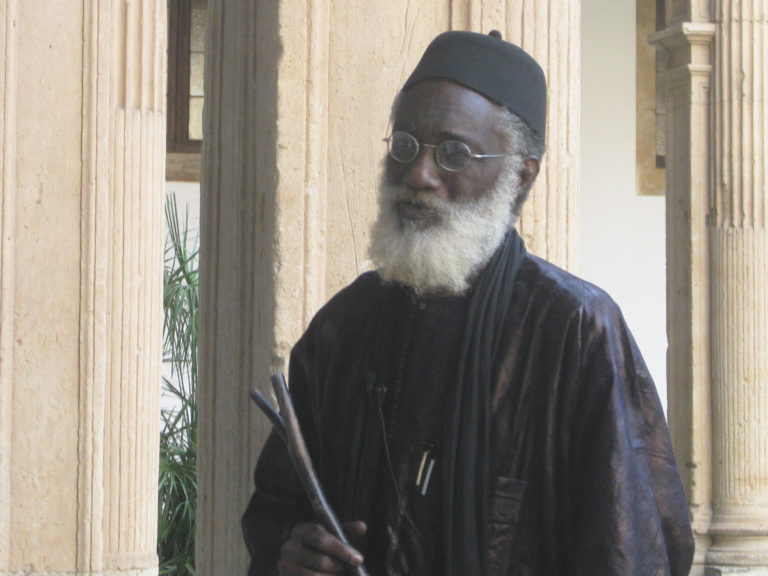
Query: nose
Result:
<box><xmin>402</xmin><ymin>146</ymin><xmax>442</xmax><ymax>192</ymax></box>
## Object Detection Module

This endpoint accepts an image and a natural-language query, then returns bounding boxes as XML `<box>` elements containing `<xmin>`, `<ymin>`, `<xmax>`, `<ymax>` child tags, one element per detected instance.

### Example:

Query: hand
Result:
<box><xmin>278</xmin><ymin>521</ymin><xmax>367</xmax><ymax>575</ymax></box>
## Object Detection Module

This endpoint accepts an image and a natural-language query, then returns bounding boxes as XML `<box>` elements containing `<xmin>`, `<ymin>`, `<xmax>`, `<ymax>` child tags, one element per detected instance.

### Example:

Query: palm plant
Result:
<box><xmin>158</xmin><ymin>193</ymin><xmax>198</xmax><ymax>576</ymax></box>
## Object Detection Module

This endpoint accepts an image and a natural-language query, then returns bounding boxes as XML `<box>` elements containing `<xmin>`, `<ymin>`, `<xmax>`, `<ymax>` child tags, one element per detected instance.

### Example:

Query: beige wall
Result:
<box><xmin>2</xmin><ymin>0</ymin><xmax>84</xmax><ymax>569</ymax></box>
<box><xmin>4</xmin><ymin>1</ymin><xmax>84</xmax><ymax>568</ymax></box>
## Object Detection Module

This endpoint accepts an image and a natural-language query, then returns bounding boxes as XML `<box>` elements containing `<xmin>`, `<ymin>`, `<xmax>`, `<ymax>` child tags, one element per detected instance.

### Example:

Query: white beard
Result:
<box><xmin>368</xmin><ymin>160</ymin><xmax>522</xmax><ymax>295</ymax></box>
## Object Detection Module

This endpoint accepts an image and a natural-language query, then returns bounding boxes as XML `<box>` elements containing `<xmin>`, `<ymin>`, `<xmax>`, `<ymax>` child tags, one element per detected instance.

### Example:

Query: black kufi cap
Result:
<box><xmin>402</xmin><ymin>30</ymin><xmax>547</xmax><ymax>142</ymax></box>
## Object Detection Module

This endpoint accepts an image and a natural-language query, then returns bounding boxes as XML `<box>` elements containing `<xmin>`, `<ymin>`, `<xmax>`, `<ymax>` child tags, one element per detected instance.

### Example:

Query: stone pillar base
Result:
<box><xmin>706</xmin><ymin>509</ymin><xmax>768</xmax><ymax>571</ymax></box>
<box><xmin>0</xmin><ymin>572</ymin><xmax>157</xmax><ymax>576</ymax></box>
<box><xmin>706</xmin><ymin>536</ymin><xmax>768</xmax><ymax>573</ymax></box>
<box><xmin>706</xmin><ymin>569</ymin><xmax>768</xmax><ymax>576</ymax></box>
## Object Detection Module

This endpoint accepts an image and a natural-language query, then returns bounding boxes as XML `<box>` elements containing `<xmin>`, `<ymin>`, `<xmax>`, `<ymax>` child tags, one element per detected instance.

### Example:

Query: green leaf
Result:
<box><xmin>159</xmin><ymin>192</ymin><xmax>198</xmax><ymax>576</ymax></box>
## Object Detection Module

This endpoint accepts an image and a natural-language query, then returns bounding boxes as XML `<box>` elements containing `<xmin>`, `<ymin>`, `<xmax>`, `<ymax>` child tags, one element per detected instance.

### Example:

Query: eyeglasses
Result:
<box><xmin>383</xmin><ymin>130</ymin><xmax>508</xmax><ymax>172</ymax></box>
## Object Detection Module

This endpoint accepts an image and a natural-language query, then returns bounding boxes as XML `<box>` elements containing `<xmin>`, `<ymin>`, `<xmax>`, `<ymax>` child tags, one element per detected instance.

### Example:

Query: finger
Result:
<box><xmin>297</xmin><ymin>523</ymin><xmax>364</xmax><ymax>564</ymax></box>
<box><xmin>341</xmin><ymin>521</ymin><xmax>367</xmax><ymax>543</ymax></box>
<box><xmin>278</xmin><ymin>553</ymin><xmax>343</xmax><ymax>575</ymax></box>
<box><xmin>280</xmin><ymin>535</ymin><xmax>347</xmax><ymax>574</ymax></box>
<box><xmin>286</xmin><ymin>523</ymin><xmax>364</xmax><ymax>569</ymax></box>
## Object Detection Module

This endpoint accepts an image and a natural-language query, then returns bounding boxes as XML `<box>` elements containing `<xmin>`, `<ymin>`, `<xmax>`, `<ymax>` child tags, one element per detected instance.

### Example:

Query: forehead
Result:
<box><xmin>393</xmin><ymin>79</ymin><xmax>502</xmax><ymax>141</ymax></box>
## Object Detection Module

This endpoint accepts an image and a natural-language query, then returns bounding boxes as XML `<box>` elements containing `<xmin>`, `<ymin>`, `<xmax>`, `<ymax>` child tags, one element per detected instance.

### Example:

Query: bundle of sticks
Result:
<box><xmin>250</xmin><ymin>371</ymin><xmax>370</xmax><ymax>576</ymax></box>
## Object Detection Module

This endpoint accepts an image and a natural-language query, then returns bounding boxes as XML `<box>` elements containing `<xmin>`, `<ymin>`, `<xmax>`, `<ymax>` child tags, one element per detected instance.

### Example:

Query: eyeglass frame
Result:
<box><xmin>383</xmin><ymin>130</ymin><xmax>510</xmax><ymax>173</ymax></box>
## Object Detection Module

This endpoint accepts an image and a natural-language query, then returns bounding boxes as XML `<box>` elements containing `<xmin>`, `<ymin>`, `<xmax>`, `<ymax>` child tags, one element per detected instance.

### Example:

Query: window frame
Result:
<box><xmin>635</xmin><ymin>0</ymin><xmax>666</xmax><ymax>196</ymax></box>
<box><xmin>167</xmin><ymin>0</ymin><xmax>202</xmax><ymax>181</ymax></box>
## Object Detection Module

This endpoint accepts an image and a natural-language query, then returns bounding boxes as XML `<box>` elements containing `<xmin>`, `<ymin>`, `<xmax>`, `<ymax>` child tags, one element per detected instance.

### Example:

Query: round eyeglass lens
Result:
<box><xmin>389</xmin><ymin>132</ymin><xmax>419</xmax><ymax>163</ymax></box>
<box><xmin>436</xmin><ymin>141</ymin><xmax>472</xmax><ymax>171</ymax></box>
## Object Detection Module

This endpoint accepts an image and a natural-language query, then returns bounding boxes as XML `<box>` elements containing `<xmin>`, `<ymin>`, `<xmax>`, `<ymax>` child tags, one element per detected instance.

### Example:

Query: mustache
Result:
<box><xmin>381</xmin><ymin>185</ymin><xmax>451</xmax><ymax>211</ymax></box>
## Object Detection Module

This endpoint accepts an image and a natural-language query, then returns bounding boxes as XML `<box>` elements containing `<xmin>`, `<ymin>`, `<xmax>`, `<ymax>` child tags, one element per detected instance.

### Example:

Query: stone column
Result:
<box><xmin>706</xmin><ymin>1</ymin><xmax>768</xmax><ymax>571</ymax></box>
<box><xmin>196</xmin><ymin>2</ymin><xmax>278</xmax><ymax>574</ymax></box>
<box><xmin>496</xmin><ymin>0</ymin><xmax>581</xmax><ymax>270</ymax></box>
<box><xmin>197</xmin><ymin>1</ymin><xmax>579</xmax><ymax>574</ymax></box>
<box><xmin>650</xmin><ymin>13</ymin><xmax>716</xmax><ymax>572</ymax></box>
<box><xmin>96</xmin><ymin>1</ymin><xmax>166</xmax><ymax>572</ymax></box>
<box><xmin>0</xmin><ymin>1</ymin><xmax>165</xmax><ymax>574</ymax></box>
<box><xmin>446</xmin><ymin>0</ymin><xmax>579</xmax><ymax>268</ymax></box>
<box><xmin>0</xmin><ymin>0</ymin><xmax>18</xmax><ymax>567</ymax></box>
<box><xmin>653</xmin><ymin>0</ymin><xmax>768</xmax><ymax>573</ymax></box>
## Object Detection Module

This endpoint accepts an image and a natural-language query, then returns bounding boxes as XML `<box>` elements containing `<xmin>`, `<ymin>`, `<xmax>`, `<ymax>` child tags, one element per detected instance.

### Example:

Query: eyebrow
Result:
<box><xmin>434</xmin><ymin>129</ymin><xmax>470</xmax><ymax>141</ymax></box>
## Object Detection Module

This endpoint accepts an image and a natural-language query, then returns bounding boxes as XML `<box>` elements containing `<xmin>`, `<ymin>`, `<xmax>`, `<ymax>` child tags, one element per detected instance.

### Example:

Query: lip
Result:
<box><xmin>396</xmin><ymin>200</ymin><xmax>439</xmax><ymax>224</ymax></box>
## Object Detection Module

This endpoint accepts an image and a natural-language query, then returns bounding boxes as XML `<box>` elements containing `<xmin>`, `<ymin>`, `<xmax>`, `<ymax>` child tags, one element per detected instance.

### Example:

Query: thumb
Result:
<box><xmin>342</xmin><ymin>520</ymin><xmax>367</xmax><ymax>543</ymax></box>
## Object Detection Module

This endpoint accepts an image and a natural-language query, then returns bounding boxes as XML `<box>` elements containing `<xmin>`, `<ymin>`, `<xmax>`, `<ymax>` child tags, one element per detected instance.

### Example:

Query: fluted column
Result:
<box><xmin>484</xmin><ymin>0</ymin><xmax>580</xmax><ymax>269</ymax></box>
<box><xmin>0</xmin><ymin>1</ymin><xmax>165</xmax><ymax>574</ymax></box>
<box><xmin>651</xmin><ymin>17</ymin><xmax>716</xmax><ymax>573</ymax></box>
<box><xmin>447</xmin><ymin>0</ymin><xmax>579</xmax><ymax>268</ymax></box>
<box><xmin>654</xmin><ymin>0</ymin><xmax>768</xmax><ymax>573</ymax></box>
<box><xmin>104</xmin><ymin>0</ymin><xmax>166</xmax><ymax>572</ymax></box>
<box><xmin>706</xmin><ymin>1</ymin><xmax>768</xmax><ymax>570</ymax></box>
<box><xmin>80</xmin><ymin>2</ymin><xmax>166</xmax><ymax>572</ymax></box>
<box><xmin>198</xmin><ymin>1</ymin><xmax>580</xmax><ymax>574</ymax></box>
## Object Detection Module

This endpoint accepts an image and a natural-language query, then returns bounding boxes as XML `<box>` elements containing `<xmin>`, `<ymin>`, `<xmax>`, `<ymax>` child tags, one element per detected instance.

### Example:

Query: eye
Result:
<box><xmin>389</xmin><ymin>131</ymin><xmax>420</xmax><ymax>163</ymax></box>
<box><xmin>436</xmin><ymin>140</ymin><xmax>472</xmax><ymax>171</ymax></box>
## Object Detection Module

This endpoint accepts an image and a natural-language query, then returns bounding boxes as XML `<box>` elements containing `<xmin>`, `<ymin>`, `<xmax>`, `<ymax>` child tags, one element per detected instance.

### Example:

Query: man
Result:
<box><xmin>243</xmin><ymin>30</ymin><xmax>695</xmax><ymax>575</ymax></box>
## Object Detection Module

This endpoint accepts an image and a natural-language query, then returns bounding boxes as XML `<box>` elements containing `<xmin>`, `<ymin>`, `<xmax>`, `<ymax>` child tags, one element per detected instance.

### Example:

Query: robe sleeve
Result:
<box><xmin>241</xmin><ymin>340</ymin><xmax>317</xmax><ymax>576</ymax></box>
<box><xmin>567</xmin><ymin>300</ymin><xmax>694</xmax><ymax>575</ymax></box>
<box><xmin>241</xmin><ymin>273</ymin><xmax>384</xmax><ymax>575</ymax></box>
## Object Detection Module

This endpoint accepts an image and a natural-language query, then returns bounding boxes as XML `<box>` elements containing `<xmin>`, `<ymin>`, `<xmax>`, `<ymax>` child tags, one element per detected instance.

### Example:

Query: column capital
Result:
<box><xmin>649</xmin><ymin>21</ymin><xmax>715</xmax><ymax>78</ymax></box>
<box><xmin>649</xmin><ymin>21</ymin><xmax>716</xmax><ymax>49</ymax></box>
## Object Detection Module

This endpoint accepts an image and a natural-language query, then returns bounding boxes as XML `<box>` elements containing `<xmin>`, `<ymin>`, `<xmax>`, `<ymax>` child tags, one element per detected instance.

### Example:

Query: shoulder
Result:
<box><xmin>311</xmin><ymin>270</ymin><xmax>392</xmax><ymax>325</ymax></box>
<box><xmin>515</xmin><ymin>253</ymin><xmax>624</xmax><ymax>330</ymax></box>
<box><xmin>514</xmin><ymin>254</ymin><xmax>656</xmax><ymax>403</ymax></box>
<box><xmin>295</xmin><ymin>270</ymin><xmax>400</xmax><ymax>351</ymax></box>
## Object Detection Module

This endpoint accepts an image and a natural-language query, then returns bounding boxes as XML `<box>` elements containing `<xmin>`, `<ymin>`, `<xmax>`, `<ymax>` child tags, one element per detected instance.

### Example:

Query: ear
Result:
<box><xmin>519</xmin><ymin>157</ymin><xmax>540</xmax><ymax>191</ymax></box>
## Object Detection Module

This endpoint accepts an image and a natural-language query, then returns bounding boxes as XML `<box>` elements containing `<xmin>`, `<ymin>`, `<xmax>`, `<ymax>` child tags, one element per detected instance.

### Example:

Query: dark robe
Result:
<box><xmin>242</xmin><ymin>253</ymin><xmax>695</xmax><ymax>575</ymax></box>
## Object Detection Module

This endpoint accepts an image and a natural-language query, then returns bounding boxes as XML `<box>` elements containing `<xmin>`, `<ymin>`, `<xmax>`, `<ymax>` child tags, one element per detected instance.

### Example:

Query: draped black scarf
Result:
<box><xmin>441</xmin><ymin>229</ymin><xmax>526</xmax><ymax>576</ymax></box>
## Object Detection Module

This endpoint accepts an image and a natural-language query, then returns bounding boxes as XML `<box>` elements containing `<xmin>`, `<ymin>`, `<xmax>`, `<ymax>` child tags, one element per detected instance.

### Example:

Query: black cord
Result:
<box><xmin>374</xmin><ymin>396</ymin><xmax>426</xmax><ymax>547</ymax></box>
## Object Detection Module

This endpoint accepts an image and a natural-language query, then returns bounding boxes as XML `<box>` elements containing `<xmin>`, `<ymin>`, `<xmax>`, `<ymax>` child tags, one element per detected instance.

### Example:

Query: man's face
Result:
<box><xmin>369</xmin><ymin>80</ymin><xmax>523</xmax><ymax>295</ymax></box>
<box><xmin>384</xmin><ymin>79</ymin><xmax>508</xmax><ymax>228</ymax></box>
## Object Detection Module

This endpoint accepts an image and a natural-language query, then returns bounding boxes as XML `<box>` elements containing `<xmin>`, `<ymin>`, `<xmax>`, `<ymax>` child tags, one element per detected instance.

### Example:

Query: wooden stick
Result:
<box><xmin>250</xmin><ymin>371</ymin><xmax>370</xmax><ymax>576</ymax></box>
<box><xmin>248</xmin><ymin>387</ymin><xmax>287</xmax><ymax>444</ymax></box>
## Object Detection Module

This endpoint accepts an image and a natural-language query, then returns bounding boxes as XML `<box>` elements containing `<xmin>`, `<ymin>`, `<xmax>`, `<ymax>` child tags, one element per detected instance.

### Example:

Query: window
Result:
<box><xmin>636</xmin><ymin>0</ymin><xmax>666</xmax><ymax>195</ymax></box>
<box><xmin>167</xmin><ymin>0</ymin><xmax>206</xmax><ymax>181</ymax></box>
